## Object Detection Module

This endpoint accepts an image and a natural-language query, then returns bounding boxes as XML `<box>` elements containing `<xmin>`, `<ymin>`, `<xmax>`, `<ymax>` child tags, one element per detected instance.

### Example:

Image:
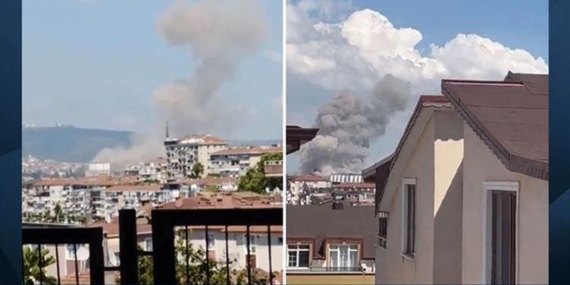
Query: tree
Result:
<box><xmin>49</xmin><ymin>203</ymin><xmax>64</xmax><ymax>223</ymax></box>
<box><xmin>204</xmin><ymin>185</ymin><xmax>220</xmax><ymax>193</ymax></box>
<box><xmin>22</xmin><ymin>246</ymin><xmax>57</xmax><ymax>285</ymax></box>
<box><xmin>238</xmin><ymin>153</ymin><xmax>283</xmax><ymax>194</ymax></box>
<box><xmin>191</xmin><ymin>162</ymin><xmax>204</xmax><ymax>178</ymax></box>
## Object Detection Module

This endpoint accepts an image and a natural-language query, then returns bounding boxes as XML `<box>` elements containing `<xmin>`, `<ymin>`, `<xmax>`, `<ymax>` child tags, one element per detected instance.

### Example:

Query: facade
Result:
<box><xmin>364</xmin><ymin>73</ymin><xmax>548</xmax><ymax>284</ymax></box>
<box><xmin>287</xmin><ymin>174</ymin><xmax>330</xmax><ymax>205</ymax></box>
<box><xmin>92</xmin><ymin>192</ymin><xmax>284</xmax><ymax>276</ymax></box>
<box><xmin>286</xmin><ymin>205</ymin><xmax>376</xmax><ymax>284</ymax></box>
<box><xmin>209</xmin><ymin>146</ymin><xmax>281</xmax><ymax>177</ymax></box>
<box><xmin>86</xmin><ymin>163</ymin><xmax>111</xmax><ymax>177</ymax></box>
<box><xmin>165</xmin><ymin>134</ymin><xmax>228</xmax><ymax>180</ymax></box>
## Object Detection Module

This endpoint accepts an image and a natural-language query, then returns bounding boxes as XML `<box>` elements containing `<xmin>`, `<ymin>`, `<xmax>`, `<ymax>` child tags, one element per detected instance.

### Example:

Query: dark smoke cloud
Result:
<box><xmin>298</xmin><ymin>74</ymin><xmax>412</xmax><ymax>175</ymax></box>
<box><xmin>93</xmin><ymin>0</ymin><xmax>267</xmax><ymax>166</ymax></box>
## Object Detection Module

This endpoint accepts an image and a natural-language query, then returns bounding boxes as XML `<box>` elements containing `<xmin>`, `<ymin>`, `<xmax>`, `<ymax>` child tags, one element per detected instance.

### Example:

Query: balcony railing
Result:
<box><xmin>22</xmin><ymin>223</ymin><xmax>105</xmax><ymax>285</ymax></box>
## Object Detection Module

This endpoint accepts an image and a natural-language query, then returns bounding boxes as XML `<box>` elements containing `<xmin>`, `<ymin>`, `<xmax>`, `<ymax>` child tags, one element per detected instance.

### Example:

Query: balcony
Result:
<box><xmin>22</xmin><ymin>208</ymin><xmax>283</xmax><ymax>285</ymax></box>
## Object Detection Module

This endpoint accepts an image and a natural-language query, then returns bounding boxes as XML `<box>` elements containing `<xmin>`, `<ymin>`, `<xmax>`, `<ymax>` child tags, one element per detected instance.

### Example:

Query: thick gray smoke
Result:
<box><xmin>93</xmin><ymin>0</ymin><xmax>267</xmax><ymax>167</ymax></box>
<box><xmin>298</xmin><ymin>74</ymin><xmax>413</xmax><ymax>175</ymax></box>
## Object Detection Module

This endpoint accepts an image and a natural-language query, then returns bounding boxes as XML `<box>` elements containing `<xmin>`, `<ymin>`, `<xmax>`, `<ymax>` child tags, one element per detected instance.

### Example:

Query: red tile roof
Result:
<box><xmin>178</xmin><ymin>134</ymin><xmax>227</xmax><ymax>145</ymax></box>
<box><xmin>105</xmin><ymin>184</ymin><xmax>162</xmax><ymax>192</ymax></box>
<box><xmin>212</xmin><ymin>146</ymin><xmax>281</xmax><ymax>156</ymax></box>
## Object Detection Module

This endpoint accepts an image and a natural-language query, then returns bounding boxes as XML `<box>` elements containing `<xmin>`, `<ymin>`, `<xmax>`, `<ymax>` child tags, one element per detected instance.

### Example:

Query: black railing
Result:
<box><xmin>147</xmin><ymin>208</ymin><xmax>282</xmax><ymax>285</ymax></box>
<box><xmin>22</xmin><ymin>224</ymin><xmax>105</xmax><ymax>285</ymax></box>
<box><xmin>287</xmin><ymin>266</ymin><xmax>365</xmax><ymax>273</ymax></box>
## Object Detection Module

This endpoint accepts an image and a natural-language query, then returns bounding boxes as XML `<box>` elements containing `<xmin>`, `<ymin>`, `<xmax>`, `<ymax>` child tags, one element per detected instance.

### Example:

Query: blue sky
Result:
<box><xmin>23</xmin><ymin>0</ymin><xmax>283</xmax><ymax>140</ymax></box>
<box><xmin>286</xmin><ymin>0</ymin><xmax>548</xmax><ymax>174</ymax></box>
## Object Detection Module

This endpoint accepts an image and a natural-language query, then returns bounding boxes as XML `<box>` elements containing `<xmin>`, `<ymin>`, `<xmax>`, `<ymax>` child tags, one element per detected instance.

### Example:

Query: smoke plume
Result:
<box><xmin>298</xmin><ymin>74</ymin><xmax>412</xmax><ymax>175</ymax></box>
<box><xmin>93</xmin><ymin>0</ymin><xmax>267</xmax><ymax>167</ymax></box>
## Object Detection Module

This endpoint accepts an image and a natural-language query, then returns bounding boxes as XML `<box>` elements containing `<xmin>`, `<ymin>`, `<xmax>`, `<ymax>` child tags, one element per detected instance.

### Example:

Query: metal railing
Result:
<box><xmin>22</xmin><ymin>224</ymin><xmax>105</xmax><ymax>285</ymax></box>
<box><xmin>146</xmin><ymin>208</ymin><xmax>282</xmax><ymax>285</ymax></box>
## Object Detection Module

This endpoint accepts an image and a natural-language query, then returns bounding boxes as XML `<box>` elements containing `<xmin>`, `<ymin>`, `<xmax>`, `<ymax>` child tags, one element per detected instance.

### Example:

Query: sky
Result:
<box><xmin>286</xmin><ymin>0</ymin><xmax>549</xmax><ymax>174</ymax></box>
<box><xmin>22</xmin><ymin>0</ymin><xmax>283</xmax><ymax>141</ymax></box>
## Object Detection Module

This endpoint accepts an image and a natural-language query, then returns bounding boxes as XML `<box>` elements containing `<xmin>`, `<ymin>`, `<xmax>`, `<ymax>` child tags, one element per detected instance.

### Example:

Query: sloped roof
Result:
<box><xmin>286</xmin><ymin>205</ymin><xmax>376</xmax><ymax>260</ymax></box>
<box><xmin>442</xmin><ymin>72</ymin><xmax>548</xmax><ymax>180</ymax></box>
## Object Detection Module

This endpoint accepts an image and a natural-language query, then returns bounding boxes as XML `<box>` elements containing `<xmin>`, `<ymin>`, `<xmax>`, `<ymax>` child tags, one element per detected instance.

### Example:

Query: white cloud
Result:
<box><xmin>287</xmin><ymin>0</ymin><xmax>548</xmax><ymax>174</ymax></box>
<box><xmin>287</xmin><ymin>2</ymin><xmax>548</xmax><ymax>96</ymax></box>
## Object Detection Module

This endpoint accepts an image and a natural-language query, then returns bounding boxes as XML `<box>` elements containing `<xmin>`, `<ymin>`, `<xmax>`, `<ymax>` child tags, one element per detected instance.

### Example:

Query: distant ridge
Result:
<box><xmin>23</xmin><ymin>126</ymin><xmax>282</xmax><ymax>162</ymax></box>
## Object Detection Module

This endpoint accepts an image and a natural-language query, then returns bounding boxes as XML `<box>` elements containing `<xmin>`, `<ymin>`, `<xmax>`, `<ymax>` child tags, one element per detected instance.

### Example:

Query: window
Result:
<box><xmin>378</xmin><ymin>212</ymin><xmax>388</xmax><ymax>248</ymax></box>
<box><xmin>329</xmin><ymin>244</ymin><xmax>358</xmax><ymax>269</ymax></box>
<box><xmin>288</xmin><ymin>244</ymin><xmax>310</xmax><ymax>268</ymax></box>
<box><xmin>207</xmin><ymin>233</ymin><xmax>215</xmax><ymax>250</ymax></box>
<box><xmin>484</xmin><ymin>182</ymin><xmax>518</xmax><ymax>284</ymax></box>
<box><xmin>277</xmin><ymin>237</ymin><xmax>283</xmax><ymax>245</ymax></box>
<box><xmin>145</xmin><ymin>238</ymin><xmax>153</xmax><ymax>252</ymax></box>
<box><xmin>402</xmin><ymin>180</ymin><xmax>416</xmax><ymax>258</ymax></box>
<box><xmin>243</xmin><ymin>235</ymin><xmax>258</xmax><ymax>254</ymax></box>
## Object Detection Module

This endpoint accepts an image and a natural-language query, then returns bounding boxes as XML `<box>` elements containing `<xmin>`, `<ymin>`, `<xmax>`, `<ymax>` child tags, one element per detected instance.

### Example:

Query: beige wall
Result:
<box><xmin>461</xmin><ymin>123</ymin><xmax>548</xmax><ymax>284</ymax></box>
<box><xmin>376</xmin><ymin>113</ymin><xmax>435</xmax><ymax>284</ymax></box>
<box><xmin>432</xmin><ymin>111</ymin><xmax>463</xmax><ymax>284</ymax></box>
<box><xmin>287</xmin><ymin>273</ymin><xmax>374</xmax><ymax>284</ymax></box>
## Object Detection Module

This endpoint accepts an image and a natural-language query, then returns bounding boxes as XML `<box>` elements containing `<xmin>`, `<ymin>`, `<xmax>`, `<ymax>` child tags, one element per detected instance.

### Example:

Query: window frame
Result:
<box><xmin>328</xmin><ymin>243</ymin><xmax>359</xmax><ymax>269</ymax></box>
<box><xmin>401</xmin><ymin>178</ymin><xmax>416</xmax><ymax>259</ymax></box>
<box><xmin>377</xmin><ymin>211</ymin><xmax>389</xmax><ymax>249</ymax></box>
<box><xmin>482</xmin><ymin>181</ymin><xmax>519</xmax><ymax>284</ymax></box>
<box><xmin>287</xmin><ymin>243</ymin><xmax>311</xmax><ymax>269</ymax></box>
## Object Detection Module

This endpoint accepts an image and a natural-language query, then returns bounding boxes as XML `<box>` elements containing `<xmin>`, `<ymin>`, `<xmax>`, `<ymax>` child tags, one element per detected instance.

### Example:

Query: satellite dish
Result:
<box><xmin>76</xmin><ymin>246</ymin><xmax>89</xmax><ymax>261</ymax></box>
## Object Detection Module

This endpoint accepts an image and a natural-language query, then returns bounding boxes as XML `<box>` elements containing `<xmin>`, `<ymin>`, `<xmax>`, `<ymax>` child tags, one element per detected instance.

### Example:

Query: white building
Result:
<box><xmin>287</xmin><ymin>174</ymin><xmax>330</xmax><ymax>205</ymax></box>
<box><xmin>86</xmin><ymin>163</ymin><xmax>111</xmax><ymax>177</ymax></box>
<box><xmin>165</xmin><ymin>134</ymin><xmax>228</xmax><ymax>179</ymax></box>
<box><xmin>209</xmin><ymin>146</ymin><xmax>281</xmax><ymax>177</ymax></box>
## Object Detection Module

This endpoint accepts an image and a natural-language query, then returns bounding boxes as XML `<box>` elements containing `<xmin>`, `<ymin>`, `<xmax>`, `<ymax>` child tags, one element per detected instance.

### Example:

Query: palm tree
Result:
<box><xmin>22</xmin><ymin>246</ymin><xmax>57</xmax><ymax>284</ymax></box>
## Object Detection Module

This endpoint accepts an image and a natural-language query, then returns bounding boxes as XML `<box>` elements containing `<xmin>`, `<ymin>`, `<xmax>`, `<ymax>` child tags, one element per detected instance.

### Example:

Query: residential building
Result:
<box><xmin>86</xmin><ymin>163</ymin><xmax>111</xmax><ymax>177</ymax></box>
<box><xmin>286</xmin><ymin>204</ymin><xmax>376</xmax><ymax>284</ymax></box>
<box><xmin>287</xmin><ymin>174</ymin><xmax>330</xmax><ymax>205</ymax></box>
<box><xmin>363</xmin><ymin>72</ymin><xmax>548</xmax><ymax>284</ymax></box>
<box><xmin>177</xmin><ymin>177</ymin><xmax>240</xmax><ymax>193</ymax></box>
<box><xmin>91</xmin><ymin>191</ymin><xmax>284</xmax><ymax>275</ymax></box>
<box><xmin>209</xmin><ymin>146</ymin><xmax>281</xmax><ymax>177</ymax></box>
<box><xmin>165</xmin><ymin>134</ymin><xmax>228</xmax><ymax>179</ymax></box>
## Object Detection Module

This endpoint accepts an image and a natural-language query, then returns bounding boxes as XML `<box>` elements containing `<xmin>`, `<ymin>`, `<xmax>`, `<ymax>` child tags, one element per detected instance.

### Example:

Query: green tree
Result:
<box><xmin>238</xmin><ymin>153</ymin><xmax>283</xmax><ymax>194</ymax></box>
<box><xmin>191</xmin><ymin>162</ymin><xmax>204</xmax><ymax>178</ymax></box>
<box><xmin>204</xmin><ymin>185</ymin><xmax>220</xmax><ymax>193</ymax></box>
<box><xmin>22</xmin><ymin>246</ymin><xmax>57</xmax><ymax>285</ymax></box>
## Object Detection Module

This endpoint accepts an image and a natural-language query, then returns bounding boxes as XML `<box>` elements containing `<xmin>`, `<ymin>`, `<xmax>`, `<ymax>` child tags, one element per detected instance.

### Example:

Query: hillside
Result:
<box><xmin>22</xmin><ymin>126</ymin><xmax>282</xmax><ymax>163</ymax></box>
<box><xmin>23</xmin><ymin>126</ymin><xmax>133</xmax><ymax>162</ymax></box>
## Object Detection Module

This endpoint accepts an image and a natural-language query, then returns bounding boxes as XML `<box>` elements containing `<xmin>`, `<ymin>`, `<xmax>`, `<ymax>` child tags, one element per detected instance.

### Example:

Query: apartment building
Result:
<box><xmin>286</xmin><ymin>204</ymin><xmax>376</xmax><ymax>284</ymax></box>
<box><xmin>209</xmin><ymin>146</ymin><xmax>281</xmax><ymax>177</ymax></box>
<box><xmin>123</xmin><ymin>158</ymin><xmax>168</xmax><ymax>183</ymax></box>
<box><xmin>91</xmin><ymin>192</ymin><xmax>284</xmax><ymax>275</ymax></box>
<box><xmin>287</xmin><ymin>174</ymin><xmax>330</xmax><ymax>205</ymax></box>
<box><xmin>98</xmin><ymin>184</ymin><xmax>176</xmax><ymax>218</ymax></box>
<box><xmin>178</xmin><ymin>177</ymin><xmax>240</xmax><ymax>193</ymax></box>
<box><xmin>165</xmin><ymin>134</ymin><xmax>228</xmax><ymax>179</ymax></box>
